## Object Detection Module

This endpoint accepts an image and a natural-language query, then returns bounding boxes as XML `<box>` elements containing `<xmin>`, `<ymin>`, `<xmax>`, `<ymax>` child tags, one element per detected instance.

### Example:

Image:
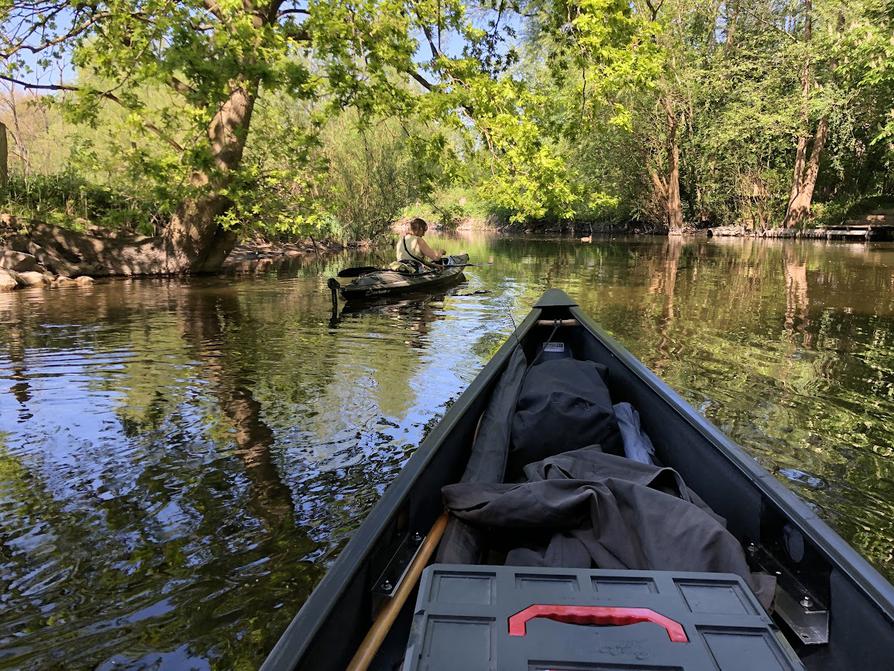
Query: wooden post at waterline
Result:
<box><xmin>0</xmin><ymin>121</ymin><xmax>8</xmax><ymax>190</ymax></box>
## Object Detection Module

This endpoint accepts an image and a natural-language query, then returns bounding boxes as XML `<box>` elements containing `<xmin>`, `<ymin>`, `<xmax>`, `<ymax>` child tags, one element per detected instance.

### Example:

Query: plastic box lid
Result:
<box><xmin>403</xmin><ymin>565</ymin><xmax>804</xmax><ymax>671</ymax></box>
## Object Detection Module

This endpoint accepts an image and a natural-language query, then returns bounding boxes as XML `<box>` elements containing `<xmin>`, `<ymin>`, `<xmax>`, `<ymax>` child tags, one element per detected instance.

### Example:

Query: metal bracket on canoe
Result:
<box><xmin>373</xmin><ymin>531</ymin><xmax>426</xmax><ymax>598</ymax></box>
<box><xmin>747</xmin><ymin>542</ymin><xmax>829</xmax><ymax>645</ymax></box>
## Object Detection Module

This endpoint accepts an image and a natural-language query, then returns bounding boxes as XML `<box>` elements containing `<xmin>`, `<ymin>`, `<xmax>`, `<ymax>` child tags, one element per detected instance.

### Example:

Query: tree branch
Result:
<box><xmin>411</xmin><ymin>6</ymin><xmax>442</xmax><ymax>60</ymax></box>
<box><xmin>169</xmin><ymin>75</ymin><xmax>198</xmax><ymax>96</ymax></box>
<box><xmin>1</xmin><ymin>10</ymin><xmax>101</xmax><ymax>59</ymax></box>
<box><xmin>644</xmin><ymin>0</ymin><xmax>663</xmax><ymax>21</ymax></box>
<box><xmin>0</xmin><ymin>74</ymin><xmax>77</xmax><ymax>91</ymax></box>
<box><xmin>406</xmin><ymin>68</ymin><xmax>435</xmax><ymax>91</ymax></box>
<box><xmin>737</xmin><ymin>6</ymin><xmax>797</xmax><ymax>42</ymax></box>
<box><xmin>203</xmin><ymin>0</ymin><xmax>225</xmax><ymax>19</ymax></box>
<box><xmin>0</xmin><ymin>74</ymin><xmax>185</xmax><ymax>152</ymax></box>
<box><xmin>277</xmin><ymin>7</ymin><xmax>309</xmax><ymax>16</ymax></box>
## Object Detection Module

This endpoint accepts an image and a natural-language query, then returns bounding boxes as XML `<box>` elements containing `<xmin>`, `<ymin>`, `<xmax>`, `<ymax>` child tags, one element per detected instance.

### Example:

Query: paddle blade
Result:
<box><xmin>337</xmin><ymin>266</ymin><xmax>380</xmax><ymax>278</ymax></box>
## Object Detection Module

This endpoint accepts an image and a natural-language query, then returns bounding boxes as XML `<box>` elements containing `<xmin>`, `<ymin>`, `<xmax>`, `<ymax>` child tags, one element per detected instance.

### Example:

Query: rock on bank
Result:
<box><xmin>0</xmin><ymin>250</ymin><xmax>96</xmax><ymax>292</ymax></box>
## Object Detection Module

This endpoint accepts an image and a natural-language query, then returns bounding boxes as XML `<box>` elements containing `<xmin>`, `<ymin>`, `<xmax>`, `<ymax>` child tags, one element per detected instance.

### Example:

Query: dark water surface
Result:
<box><xmin>1</xmin><ymin>235</ymin><xmax>893</xmax><ymax>669</ymax></box>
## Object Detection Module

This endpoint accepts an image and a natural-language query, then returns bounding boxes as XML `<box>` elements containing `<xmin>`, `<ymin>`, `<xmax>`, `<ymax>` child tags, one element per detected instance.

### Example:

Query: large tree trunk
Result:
<box><xmin>163</xmin><ymin>194</ymin><xmax>238</xmax><ymax>273</ymax></box>
<box><xmin>666</xmin><ymin>120</ymin><xmax>684</xmax><ymax>231</ymax></box>
<box><xmin>783</xmin><ymin>0</ymin><xmax>828</xmax><ymax>229</ymax></box>
<box><xmin>664</xmin><ymin>98</ymin><xmax>683</xmax><ymax>231</ymax></box>
<box><xmin>653</xmin><ymin>96</ymin><xmax>684</xmax><ymax>232</ymax></box>
<box><xmin>163</xmin><ymin>81</ymin><xmax>258</xmax><ymax>273</ymax></box>
<box><xmin>783</xmin><ymin>116</ymin><xmax>829</xmax><ymax>228</ymax></box>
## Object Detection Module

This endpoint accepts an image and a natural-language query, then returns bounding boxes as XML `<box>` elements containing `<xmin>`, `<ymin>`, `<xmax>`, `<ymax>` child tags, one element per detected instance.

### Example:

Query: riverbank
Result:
<box><xmin>223</xmin><ymin>238</ymin><xmax>344</xmax><ymax>272</ymax></box>
<box><xmin>5</xmin><ymin>210</ymin><xmax>890</xmax><ymax>294</ymax></box>
<box><xmin>0</xmin><ymin>220</ymin><xmax>344</xmax><ymax>291</ymax></box>
<box><xmin>0</xmin><ymin>250</ymin><xmax>96</xmax><ymax>290</ymax></box>
<box><xmin>669</xmin><ymin>225</ymin><xmax>800</xmax><ymax>238</ymax></box>
<box><xmin>700</xmin><ymin>210</ymin><xmax>894</xmax><ymax>241</ymax></box>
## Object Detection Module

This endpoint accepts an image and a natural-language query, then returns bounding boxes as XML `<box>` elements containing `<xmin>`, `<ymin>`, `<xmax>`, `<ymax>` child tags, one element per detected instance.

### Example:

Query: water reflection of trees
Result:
<box><xmin>179</xmin><ymin>288</ymin><xmax>296</xmax><ymax>528</ymax></box>
<box><xmin>783</xmin><ymin>246</ymin><xmax>809</xmax><ymax>334</ymax></box>
<box><xmin>0</xmin><ymin>275</ymin><xmax>373</xmax><ymax>668</ymax></box>
<box><xmin>3</xmin><ymin>322</ymin><xmax>31</xmax><ymax>418</ymax></box>
<box><xmin>0</xmin><ymin>281</ymin><xmax>334</xmax><ymax>669</ymax></box>
<box><xmin>2</xmin><ymin>238</ymin><xmax>894</xmax><ymax>665</ymax></box>
<box><xmin>333</xmin><ymin>294</ymin><xmax>447</xmax><ymax>418</ymax></box>
<box><xmin>583</xmin><ymin>239</ymin><xmax>894</xmax><ymax>577</ymax></box>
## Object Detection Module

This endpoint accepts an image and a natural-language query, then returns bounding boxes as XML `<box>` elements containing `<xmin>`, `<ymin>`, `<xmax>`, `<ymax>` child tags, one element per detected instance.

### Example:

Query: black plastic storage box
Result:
<box><xmin>403</xmin><ymin>565</ymin><xmax>803</xmax><ymax>671</ymax></box>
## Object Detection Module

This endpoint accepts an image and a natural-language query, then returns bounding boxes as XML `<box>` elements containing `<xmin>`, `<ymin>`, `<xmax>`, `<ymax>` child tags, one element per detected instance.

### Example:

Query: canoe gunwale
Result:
<box><xmin>259</xmin><ymin>306</ymin><xmax>543</xmax><ymax>671</ymax></box>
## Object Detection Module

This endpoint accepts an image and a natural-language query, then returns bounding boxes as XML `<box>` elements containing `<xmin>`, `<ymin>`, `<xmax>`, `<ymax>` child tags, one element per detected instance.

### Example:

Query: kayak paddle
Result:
<box><xmin>337</xmin><ymin>266</ymin><xmax>381</xmax><ymax>278</ymax></box>
<box><xmin>337</xmin><ymin>262</ymin><xmax>477</xmax><ymax>278</ymax></box>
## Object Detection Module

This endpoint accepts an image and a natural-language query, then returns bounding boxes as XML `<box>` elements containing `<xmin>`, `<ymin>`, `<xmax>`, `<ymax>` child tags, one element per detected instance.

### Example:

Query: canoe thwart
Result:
<box><xmin>534</xmin><ymin>318</ymin><xmax>579</xmax><ymax>327</ymax></box>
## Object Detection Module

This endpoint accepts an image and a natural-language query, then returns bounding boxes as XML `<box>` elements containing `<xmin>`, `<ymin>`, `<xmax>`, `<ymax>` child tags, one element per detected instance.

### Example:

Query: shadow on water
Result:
<box><xmin>1</xmin><ymin>235</ymin><xmax>894</xmax><ymax>669</ymax></box>
<box><xmin>332</xmin><ymin>288</ymin><xmax>451</xmax><ymax>330</ymax></box>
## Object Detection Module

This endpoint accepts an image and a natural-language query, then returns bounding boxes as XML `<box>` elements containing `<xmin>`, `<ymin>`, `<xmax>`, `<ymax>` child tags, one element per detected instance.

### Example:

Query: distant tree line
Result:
<box><xmin>0</xmin><ymin>0</ymin><xmax>892</xmax><ymax>272</ymax></box>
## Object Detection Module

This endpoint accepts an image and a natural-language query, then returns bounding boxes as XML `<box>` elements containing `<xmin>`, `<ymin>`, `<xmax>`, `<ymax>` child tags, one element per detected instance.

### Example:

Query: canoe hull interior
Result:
<box><xmin>263</xmin><ymin>289</ymin><xmax>894</xmax><ymax>671</ymax></box>
<box><xmin>338</xmin><ymin>254</ymin><xmax>469</xmax><ymax>301</ymax></box>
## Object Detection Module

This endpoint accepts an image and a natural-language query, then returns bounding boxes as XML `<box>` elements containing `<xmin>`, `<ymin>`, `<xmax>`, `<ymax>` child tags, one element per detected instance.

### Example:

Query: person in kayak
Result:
<box><xmin>395</xmin><ymin>218</ymin><xmax>447</xmax><ymax>271</ymax></box>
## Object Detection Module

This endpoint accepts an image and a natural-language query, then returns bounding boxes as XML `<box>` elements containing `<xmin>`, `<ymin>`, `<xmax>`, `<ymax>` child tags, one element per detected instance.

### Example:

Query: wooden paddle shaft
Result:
<box><xmin>346</xmin><ymin>512</ymin><xmax>450</xmax><ymax>671</ymax></box>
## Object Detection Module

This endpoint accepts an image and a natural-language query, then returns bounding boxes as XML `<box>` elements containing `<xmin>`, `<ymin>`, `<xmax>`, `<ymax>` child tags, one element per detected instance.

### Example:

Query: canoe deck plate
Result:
<box><xmin>373</xmin><ymin>531</ymin><xmax>425</xmax><ymax>598</ymax></box>
<box><xmin>748</xmin><ymin>542</ymin><xmax>829</xmax><ymax>645</ymax></box>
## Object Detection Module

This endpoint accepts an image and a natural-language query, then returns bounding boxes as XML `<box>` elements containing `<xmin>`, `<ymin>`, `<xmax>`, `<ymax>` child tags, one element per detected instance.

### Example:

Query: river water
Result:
<box><xmin>1</xmin><ymin>234</ymin><xmax>893</xmax><ymax>669</ymax></box>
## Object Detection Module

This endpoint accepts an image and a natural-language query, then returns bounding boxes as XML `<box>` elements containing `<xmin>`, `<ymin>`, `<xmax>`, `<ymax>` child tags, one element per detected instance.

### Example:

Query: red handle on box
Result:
<box><xmin>507</xmin><ymin>605</ymin><xmax>688</xmax><ymax>642</ymax></box>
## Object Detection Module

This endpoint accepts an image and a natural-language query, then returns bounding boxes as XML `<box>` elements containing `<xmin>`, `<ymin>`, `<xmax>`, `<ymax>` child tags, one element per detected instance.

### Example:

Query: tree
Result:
<box><xmin>0</xmin><ymin>0</ymin><xmax>463</xmax><ymax>272</ymax></box>
<box><xmin>782</xmin><ymin>0</ymin><xmax>831</xmax><ymax>228</ymax></box>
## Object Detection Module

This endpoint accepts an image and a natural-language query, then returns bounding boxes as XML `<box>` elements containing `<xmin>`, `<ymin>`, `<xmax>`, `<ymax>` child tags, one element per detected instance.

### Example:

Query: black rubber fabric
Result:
<box><xmin>442</xmin><ymin>446</ymin><xmax>775</xmax><ymax>608</ymax></box>
<box><xmin>436</xmin><ymin>345</ymin><xmax>529</xmax><ymax>564</ymax></box>
<box><xmin>508</xmin><ymin>358</ymin><xmax>624</xmax><ymax>479</ymax></box>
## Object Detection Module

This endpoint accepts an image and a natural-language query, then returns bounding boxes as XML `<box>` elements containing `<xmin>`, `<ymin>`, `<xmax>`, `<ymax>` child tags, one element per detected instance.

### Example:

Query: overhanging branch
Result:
<box><xmin>0</xmin><ymin>74</ymin><xmax>185</xmax><ymax>152</ymax></box>
<box><xmin>0</xmin><ymin>74</ymin><xmax>77</xmax><ymax>91</ymax></box>
<box><xmin>406</xmin><ymin>68</ymin><xmax>435</xmax><ymax>91</ymax></box>
<box><xmin>1</xmin><ymin>9</ymin><xmax>105</xmax><ymax>59</ymax></box>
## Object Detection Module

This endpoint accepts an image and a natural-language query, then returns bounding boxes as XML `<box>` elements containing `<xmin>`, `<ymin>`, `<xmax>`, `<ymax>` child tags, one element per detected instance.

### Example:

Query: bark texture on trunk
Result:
<box><xmin>163</xmin><ymin>81</ymin><xmax>258</xmax><ymax>273</ymax></box>
<box><xmin>651</xmin><ymin>96</ymin><xmax>684</xmax><ymax>232</ymax></box>
<box><xmin>665</xmin><ymin>108</ymin><xmax>684</xmax><ymax>232</ymax></box>
<box><xmin>0</xmin><ymin>122</ymin><xmax>7</xmax><ymax>189</ymax></box>
<box><xmin>783</xmin><ymin>0</ymin><xmax>828</xmax><ymax>229</ymax></box>
<box><xmin>783</xmin><ymin>115</ymin><xmax>829</xmax><ymax>228</ymax></box>
<box><xmin>164</xmin><ymin>193</ymin><xmax>238</xmax><ymax>273</ymax></box>
<box><xmin>208</xmin><ymin>83</ymin><xmax>257</xmax><ymax>172</ymax></box>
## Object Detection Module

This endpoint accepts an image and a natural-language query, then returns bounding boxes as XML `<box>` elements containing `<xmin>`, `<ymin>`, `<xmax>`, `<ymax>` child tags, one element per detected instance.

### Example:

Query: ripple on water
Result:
<box><xmin>2</xmin><ymin>239</ymin><xmax>894</xmax><ymax>669</ymax></box>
